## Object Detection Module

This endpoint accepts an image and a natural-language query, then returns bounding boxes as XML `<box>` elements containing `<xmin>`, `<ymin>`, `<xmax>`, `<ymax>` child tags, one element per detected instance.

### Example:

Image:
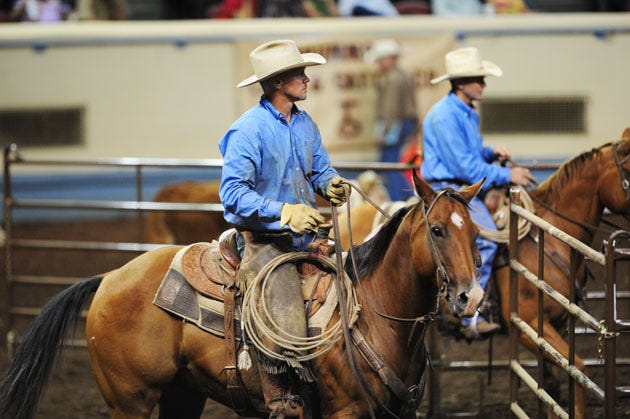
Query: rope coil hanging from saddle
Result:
<box><xmin>240</xmin><ymin>251</ymin><xmax>360</xmax><ymax>363</ymax></box>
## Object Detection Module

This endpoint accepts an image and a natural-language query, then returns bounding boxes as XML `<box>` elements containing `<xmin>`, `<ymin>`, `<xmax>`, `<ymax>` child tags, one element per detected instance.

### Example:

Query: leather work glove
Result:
<box><xmin>326</xmin><ymin>176</ymin><xmax>349</xmax><ymax>206</ymax></box>
<box><xmin>280</xmin><ymin>203</ymin><xmax>325</xmax><ymax>234</ymax></box>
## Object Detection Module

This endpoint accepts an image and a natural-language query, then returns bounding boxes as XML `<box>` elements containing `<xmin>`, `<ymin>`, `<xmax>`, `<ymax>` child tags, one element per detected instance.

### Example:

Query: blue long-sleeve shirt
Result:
<box><xmin>219</xmin><ymin>97</ymin><xmax>338</xmax><ymax>231</ymax></box>
<box><xmin>420</xmin><ymin>93</ymin><xmax>510</xmax><ymax>189</ymax></box>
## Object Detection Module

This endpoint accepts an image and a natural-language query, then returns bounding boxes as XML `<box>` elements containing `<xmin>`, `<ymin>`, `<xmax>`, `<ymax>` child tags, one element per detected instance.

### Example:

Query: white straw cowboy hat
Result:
<box><xmin>364</xmin><ymin>39</ymin><xmax>401</xmax><ymax>64</ymax></box>
<box><xmin>237</xmin><ymin>39</ymin><xmax>326</xmax><ymax>88</ymax></box>
<box><xmin>430</xmin><ymin>47</ymin><xmax>502</xmax><ymax>84</ymax></box>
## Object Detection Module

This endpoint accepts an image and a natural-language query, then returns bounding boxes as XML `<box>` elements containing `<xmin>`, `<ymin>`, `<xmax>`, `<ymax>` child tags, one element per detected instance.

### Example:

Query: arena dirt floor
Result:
<box><xmin>0</xmin><ymin>217</ymin><xmax>629</xmax><ymax>418</ymax></box>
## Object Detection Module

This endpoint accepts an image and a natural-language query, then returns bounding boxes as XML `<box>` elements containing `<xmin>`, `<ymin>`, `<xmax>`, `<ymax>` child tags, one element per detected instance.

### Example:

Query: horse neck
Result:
<box><xmin>533</xmin><ymin>157</ymin><xmax>605</xmax><ymax>241</ymax></box>
<box><xmin>359</xmin><ymin>220</ymin><xmax>437</xmax><ymax>326</ymax></box>
<box><xmin>352</xmin><ymin>226</ymin><xmax>435</xmax><ymax>379</ymax></box>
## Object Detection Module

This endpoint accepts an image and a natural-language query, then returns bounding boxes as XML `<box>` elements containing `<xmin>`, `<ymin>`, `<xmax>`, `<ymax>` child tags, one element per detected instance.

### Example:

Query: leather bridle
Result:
<box><xmin>330</xmin><ymin>184</ymin><xmax>475</xmax><ymax>419</ymax></box>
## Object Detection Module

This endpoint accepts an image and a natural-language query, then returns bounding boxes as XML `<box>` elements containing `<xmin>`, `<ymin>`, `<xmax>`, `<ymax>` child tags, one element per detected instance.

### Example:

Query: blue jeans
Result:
<box><xmin>430</xmin><ymin>181</ymin><xmax>498</xmax><ymax>326</ymax></box>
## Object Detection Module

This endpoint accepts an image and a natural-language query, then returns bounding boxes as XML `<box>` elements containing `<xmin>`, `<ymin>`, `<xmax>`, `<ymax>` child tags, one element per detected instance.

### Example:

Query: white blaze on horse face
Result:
<box><xmin>450</xmin><ymin>211</ymin><xmax>465</xmax><ymax>230</ymax></box>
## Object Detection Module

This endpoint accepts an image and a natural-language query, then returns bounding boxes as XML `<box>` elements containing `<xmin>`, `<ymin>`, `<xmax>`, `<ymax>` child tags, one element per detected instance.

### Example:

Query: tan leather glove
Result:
<box><xmin>280</xmin><ymin>203</ymin><xmax>325</xmax><ymax>234</ymax></box>
<box><xmin>326</xmin><ymin>176</ymin><xmax>349</xmax><ymax>206</ymax></box>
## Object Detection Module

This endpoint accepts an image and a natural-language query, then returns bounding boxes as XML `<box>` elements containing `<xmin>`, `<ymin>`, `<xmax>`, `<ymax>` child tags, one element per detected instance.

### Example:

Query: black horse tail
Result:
<box><xmin>0</xmin><ymin>275</ymin><xmax>102</xmax><ymax>419</ymax></box>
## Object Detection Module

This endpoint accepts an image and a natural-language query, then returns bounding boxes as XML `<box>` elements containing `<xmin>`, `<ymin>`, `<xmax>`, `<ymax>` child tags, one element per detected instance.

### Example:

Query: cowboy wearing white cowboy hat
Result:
<box><xmin>429</xmin><ymin>46</ymin><xmax>503</xmax><ymax>84</ymax></box>
<box><xmin>421</xmin><ymin>46</ymin><xmax>536</xmax><ymax>341</ymax></box>
<box><xmin>219</xmin><ymin>39</ymin><xmax>348</xmax><ymax>418</ymax></box>
<box><xmin>237</xmin><ymin>39</ymin><xmax>326</xmax><ymax>87</ymax></box>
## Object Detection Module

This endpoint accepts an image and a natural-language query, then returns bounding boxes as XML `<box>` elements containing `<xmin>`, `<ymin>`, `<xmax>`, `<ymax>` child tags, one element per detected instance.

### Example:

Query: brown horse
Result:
<box><xmin>493</xmin><ymin>128</ymin><xmax>630</xmax><ymax>417</ymax></box>
<box><xmin>335</xmin><ymin>129</ymin><xmax>630</xmax><ymax>418</ymax></box>
<box><xmin>145</xmin><ymin>180</ymin><xmax>231</xmax><ymax>244</ymax></box>
<box><xmin>0</xmin><ymin>174</ymin><xmax>484</xmax><ymax>419</ymax></box>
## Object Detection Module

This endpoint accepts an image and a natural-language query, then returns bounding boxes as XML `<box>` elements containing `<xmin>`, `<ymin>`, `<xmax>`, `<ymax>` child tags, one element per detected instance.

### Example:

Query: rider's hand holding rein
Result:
<box><xmin>326</xmin><ymin>176</ymin><xmax>349</xmax><ymax>206</ymax></box>
<box><xmin>494</xmin><ymin>145</ymin><xmax>537</xmax><ymax>188</ymax></box>
<box><xmin>510</xmin><ymin>166</ymin><xmax>537</xmax><ymax>188</ymax></box>
<box><xmin>493</xmin><ymin>145</ymin><xmax>511</xmax><ymax>162</ymax></box>
<box><xmin>281</xmin><ymin>203</ymin><xmax>325</xmax><ymax>233</ymax></box>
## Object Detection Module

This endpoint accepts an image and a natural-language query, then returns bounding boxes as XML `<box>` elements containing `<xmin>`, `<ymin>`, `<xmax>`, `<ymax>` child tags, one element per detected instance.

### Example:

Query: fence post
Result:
<box><xmin>1</xmin><ymin>144</ymin><xmax>16</xmax><ymax>359</ymax></box>
<box><xmin>508</xmin><ymin>187</ymin><xmax>521</xmax><ymax>416</ymax></box>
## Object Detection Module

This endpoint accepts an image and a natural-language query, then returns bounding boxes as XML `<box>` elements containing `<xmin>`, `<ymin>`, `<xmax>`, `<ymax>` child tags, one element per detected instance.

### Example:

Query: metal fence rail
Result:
<box><xmin>508</xmin><ymin>189</ymin><xmax>629</xmax><ymax>419</ymax></box>
<box><xmin>3</xmin><ymin>145</ymin><xmax>627</xmax><ymax>417</ymax></box>
<box><xmin>0</xmin><ymin>144</ymin><xmax>421</xmax><ymax>354</ymax></box>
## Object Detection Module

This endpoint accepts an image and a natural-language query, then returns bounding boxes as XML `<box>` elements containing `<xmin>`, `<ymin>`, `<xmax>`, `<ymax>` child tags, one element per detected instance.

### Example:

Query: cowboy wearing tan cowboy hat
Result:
<box><xmin>219</xmin><ymin>39</ymin><xmax>348</xmax><ymax>418</ymax></box>
<box><xmin>364</xmin><ymin>38</ymin><xmax>419</xmax><ymax>201</ymax></box>
<box><xmin>421</xmin><ymin>46</ymin><xmax>536</xmax><ymax>341</ymax></box>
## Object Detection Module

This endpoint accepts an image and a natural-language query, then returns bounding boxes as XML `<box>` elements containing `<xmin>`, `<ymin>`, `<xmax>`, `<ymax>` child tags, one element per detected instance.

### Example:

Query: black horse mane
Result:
<box><xmin>345</xmin><ymin>205</ymin><xmax>412</xmax><ymax>280</ymax></box>
<box><xmin>344</xmin><ymin>188</ymin><xmax>468</xmax><ymax>280</ymax></box>
<box><xmin>533</xmin><ymin>142</ymin><xmax>612</xmax><ymax>204</ymax></box>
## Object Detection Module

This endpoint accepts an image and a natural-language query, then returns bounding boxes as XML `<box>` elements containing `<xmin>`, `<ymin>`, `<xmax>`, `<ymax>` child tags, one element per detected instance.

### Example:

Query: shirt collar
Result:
<box><xmin>447</xmin><ymin>92</ymin><xmax>477</xmax><ymax>117</ymax></box>
<box><xmin>260</xmin><ymin>96</ymin><xmax>301</xmax><ymax>121</ymax></box>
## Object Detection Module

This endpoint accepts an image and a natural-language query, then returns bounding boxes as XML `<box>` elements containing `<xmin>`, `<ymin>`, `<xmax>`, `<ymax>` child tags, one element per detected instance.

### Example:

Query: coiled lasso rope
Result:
<box><xmin>241</xmin><ymin>252</ymin><xmax>360</xmax><ymax>362</ymax></box>
<box><xmin>477</xmin><ymin>185</ymin><xmax>535</xmax><ymax>243</ymax></box>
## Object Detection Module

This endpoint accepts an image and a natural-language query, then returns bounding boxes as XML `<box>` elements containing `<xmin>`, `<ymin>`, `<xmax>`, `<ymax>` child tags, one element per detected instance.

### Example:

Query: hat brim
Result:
<box><xmin>364</xmin><ymin>49</ymin><xmax>400</xmax><ymax>64</ymax></box>
<box><xmin>430</xmin><ymin>60</ymin><xmax>503</xmax><ymax>84</ymax></box>
<box><xmin>237</xmin><ymin>52</ymin><xmax>326</xmax><ymax>88</ymax></box>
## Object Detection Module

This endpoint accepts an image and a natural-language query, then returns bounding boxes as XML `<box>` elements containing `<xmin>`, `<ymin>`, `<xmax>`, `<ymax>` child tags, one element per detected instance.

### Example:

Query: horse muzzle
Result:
<box><xmin>447</xmin><ymin>282</ymin><xmax>484</xmax><ymax>318</ymax></box>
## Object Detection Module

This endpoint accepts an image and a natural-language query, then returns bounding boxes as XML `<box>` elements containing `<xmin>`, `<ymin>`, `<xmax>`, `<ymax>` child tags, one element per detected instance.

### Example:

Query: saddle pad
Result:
<box><xmin>153</xmin><ymin>243</ymin><xmax>342</xmax><ymax>341</ymax></box>
<box><xmin>153</xmin><ymin>263</ymin><xmax>241</xmax><ymax>339</ymax></box>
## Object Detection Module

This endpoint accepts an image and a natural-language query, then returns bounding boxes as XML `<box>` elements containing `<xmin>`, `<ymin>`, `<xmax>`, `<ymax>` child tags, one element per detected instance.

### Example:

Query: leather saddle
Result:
<box><xmin>153</xmin><ymin>229</ymin><xmax>338</xmax><ymax>337</ymax></box>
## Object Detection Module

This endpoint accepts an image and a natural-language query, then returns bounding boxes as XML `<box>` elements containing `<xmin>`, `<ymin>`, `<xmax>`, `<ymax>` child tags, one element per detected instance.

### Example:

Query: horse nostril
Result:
<box><xmin>457</xmin><ymin>292</ymin><xmax>468</xmax><ymax>307</ymax></box>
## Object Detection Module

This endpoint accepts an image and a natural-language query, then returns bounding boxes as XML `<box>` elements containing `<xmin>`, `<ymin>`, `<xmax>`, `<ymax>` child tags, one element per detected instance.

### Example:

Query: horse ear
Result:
<box><xmin>622</xmin><ymin>127</ymin><xmax>630</xmax><ymax>142</ymax></box>
<box><xmin>412</xmin><ymin>170</ymin><xmax>437</xmax><ymax>203</ymax></box>
<box><xmin>458</xmin><ymin>178</ymin><xmax>485</xmax><ymax>204</ymax></box>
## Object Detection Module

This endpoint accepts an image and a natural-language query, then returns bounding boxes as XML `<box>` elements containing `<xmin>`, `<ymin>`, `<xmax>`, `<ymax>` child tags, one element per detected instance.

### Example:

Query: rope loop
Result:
<box><xmin>240</xmin><ymin>252</ymin><xmax>360</xmax><ymax>362</ymax></box>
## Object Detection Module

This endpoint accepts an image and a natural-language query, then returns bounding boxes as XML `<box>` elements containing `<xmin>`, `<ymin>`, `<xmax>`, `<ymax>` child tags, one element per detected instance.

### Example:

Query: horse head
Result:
<box><xmin>411</xmin><ymin>171</ymin><xmax>485</xmax><ymax>318</ymax></box>
<box><xmin>599</xmin><ymin>127</ymin><xmax>630</xmax><ymax>214</ymax></box>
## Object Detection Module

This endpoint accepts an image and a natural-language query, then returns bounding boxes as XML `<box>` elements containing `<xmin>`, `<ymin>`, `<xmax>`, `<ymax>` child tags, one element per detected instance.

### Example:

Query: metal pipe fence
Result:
<box><xmin>2</xmin><ymin>144</ymin><xmax>627</xmax><ymax>416</ymax></box>
<box><xmin>1</xmin><ymin>144</ymin><xmax>422</xmax><ymax>353</ymax></box>
<box><xmin>507</xmin><ymin>188</ymin><xmax>629</xmax><ymax>419</ymax></box>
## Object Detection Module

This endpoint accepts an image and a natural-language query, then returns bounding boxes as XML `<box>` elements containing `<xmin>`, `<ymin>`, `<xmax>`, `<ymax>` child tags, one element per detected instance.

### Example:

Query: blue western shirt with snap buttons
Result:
<box><xmin>420</xmin><ymin>92</ymin><xmax>510</xmax><ymax>189</ymax></box>
<box><xmin>219</xmin><ymin>97</ymin><xmax>338</xmax><ymax>232</ymax></box>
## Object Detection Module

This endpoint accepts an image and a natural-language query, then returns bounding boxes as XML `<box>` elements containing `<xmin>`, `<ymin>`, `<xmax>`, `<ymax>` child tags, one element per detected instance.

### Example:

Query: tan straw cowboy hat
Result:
<box><xmin>430</xmin><ymin>47</ymin><xmax>502</xmax><ymax>84</ymax></box>
<box><xmin>364</xmin><ymin>39</ymin><xmax>401</xmax><ymax>64</ymax></box>
<box><xmin>237</xmin><ymin>39</ymin><xmax>326</xmax><ymax>88</ymax></box>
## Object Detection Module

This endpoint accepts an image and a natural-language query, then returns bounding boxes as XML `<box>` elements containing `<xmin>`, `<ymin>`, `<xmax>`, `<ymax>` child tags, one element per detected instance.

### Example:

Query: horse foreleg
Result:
<box><xmin>518</xmin><ymin>318</ymin><xmax>586</xmax><ymax>419</ymax></box>
<box><xmin>158</xmin><ymin>377</ymin><xmax>207</xmax><ymax>419</ymax></box>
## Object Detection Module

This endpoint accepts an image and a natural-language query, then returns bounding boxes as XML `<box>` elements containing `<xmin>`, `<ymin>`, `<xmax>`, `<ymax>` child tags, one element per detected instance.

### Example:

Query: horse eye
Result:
<box><xmin>431</xmin><ymin>226</ymin><xmax>444</xmax><ymax>237</ymax></box>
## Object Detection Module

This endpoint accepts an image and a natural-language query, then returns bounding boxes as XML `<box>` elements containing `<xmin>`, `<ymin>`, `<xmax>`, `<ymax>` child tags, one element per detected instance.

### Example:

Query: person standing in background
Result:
<box><xmin>365</xmin><ymin>39</ymin><xmax>419</xmax><ymax>201</ymax></box>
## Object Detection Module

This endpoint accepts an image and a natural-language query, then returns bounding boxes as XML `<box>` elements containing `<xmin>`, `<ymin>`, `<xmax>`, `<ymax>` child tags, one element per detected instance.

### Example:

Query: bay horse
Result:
<box><xmin>336</xmin><ymin>129</ymin><xmax>630</xmax><ymax>418</ymax></box>
<box><xmin>0</xmin><ymin>173</ymin><xmax>484</xmax><ymax>419</ymax></box>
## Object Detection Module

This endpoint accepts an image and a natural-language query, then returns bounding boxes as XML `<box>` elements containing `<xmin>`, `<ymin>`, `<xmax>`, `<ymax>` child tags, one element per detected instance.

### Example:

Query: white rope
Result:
<box><xmin>477</xmin><ymin>185</ymin><xmax>535</xmax><ymax>243</ymax></box>
<box><xmin>241</xmin><ymin>252</ymin><xmax>360</xmax><ymax>362</ymax></box>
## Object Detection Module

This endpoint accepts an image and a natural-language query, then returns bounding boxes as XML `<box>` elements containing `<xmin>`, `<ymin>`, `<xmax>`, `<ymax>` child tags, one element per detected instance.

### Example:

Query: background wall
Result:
<box><xmin>0</xmin><ymin>14</ymin><xmax>629</xmax><ymax>166</ymax></box>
